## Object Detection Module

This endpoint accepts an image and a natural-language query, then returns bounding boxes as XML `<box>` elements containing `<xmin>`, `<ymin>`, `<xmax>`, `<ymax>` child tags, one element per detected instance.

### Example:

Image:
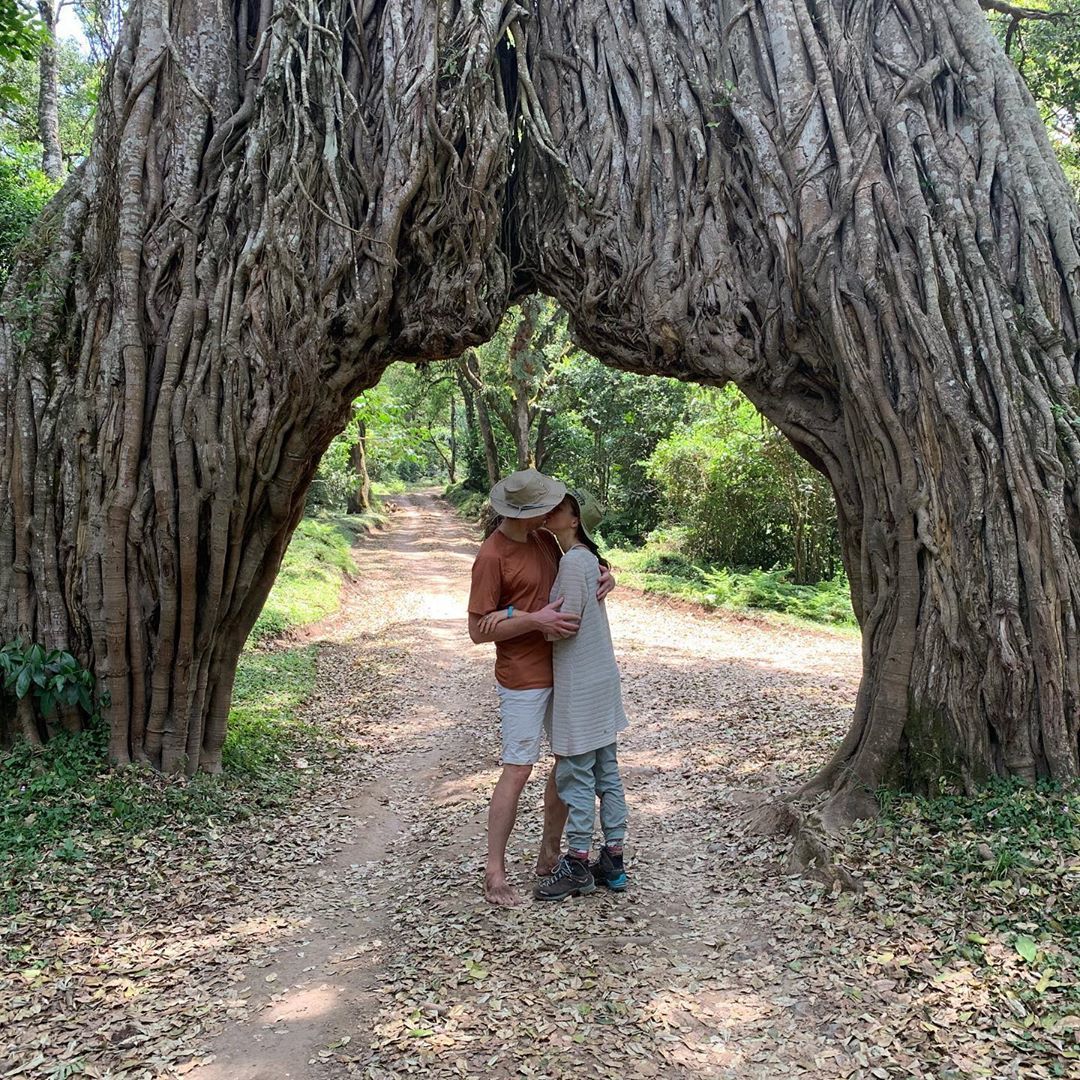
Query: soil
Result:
<box><xmin>187</xmin><ymin>491</ymin><xmax>863</xmax><ymax>1079</ymax></box>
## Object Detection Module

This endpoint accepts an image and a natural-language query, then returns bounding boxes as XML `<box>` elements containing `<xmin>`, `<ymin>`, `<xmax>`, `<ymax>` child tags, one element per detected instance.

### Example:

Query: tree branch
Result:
<box><xmin>978</xmin><ymin>0</ymin><xmax>1073</xmax><ymax>21</ymax></box>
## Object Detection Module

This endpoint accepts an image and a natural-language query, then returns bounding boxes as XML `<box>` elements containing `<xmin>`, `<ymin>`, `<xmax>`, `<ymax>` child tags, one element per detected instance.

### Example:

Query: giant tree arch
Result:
<box><xmin>2</xmin><ymin>1</ymin><xmax>1078</xmax><ymax>824</ymax></box>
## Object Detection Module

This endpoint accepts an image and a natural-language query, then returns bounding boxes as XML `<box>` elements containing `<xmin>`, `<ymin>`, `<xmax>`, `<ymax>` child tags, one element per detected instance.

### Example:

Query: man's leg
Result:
<box><xmin>535</xmin><ymin>764</ymin><xmax>568</xmax><ymax>876</ymax></box>
<box><xmin>485</xmin><ymin>763</ymin><xmax>532</xmax><ymax>906</ymax></box>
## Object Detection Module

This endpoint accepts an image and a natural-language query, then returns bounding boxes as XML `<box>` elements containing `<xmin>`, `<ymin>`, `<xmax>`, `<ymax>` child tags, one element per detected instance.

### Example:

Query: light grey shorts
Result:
<box><xmin>495</xmin><ymin>682</ymin><xmax>553</xmax><ymax>765</ymax></box>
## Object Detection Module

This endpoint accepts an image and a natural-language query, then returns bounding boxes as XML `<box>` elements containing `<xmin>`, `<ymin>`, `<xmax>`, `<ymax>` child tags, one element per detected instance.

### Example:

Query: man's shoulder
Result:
<box><xmin>474</xmin><ymin>532</ymin><xmax>505</xmax><ymax>560</ymax></box>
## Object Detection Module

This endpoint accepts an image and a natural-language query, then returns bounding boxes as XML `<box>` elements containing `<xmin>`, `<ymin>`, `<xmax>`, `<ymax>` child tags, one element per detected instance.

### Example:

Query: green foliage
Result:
<box><xmin>0</xmin><ymin>2</ymin><xmax>41</xmax><ymax>81</ymax></box>
<box><xmin>0</xmin><ymin>38</ymin><xmax>100</xmax><ymax>160</ymax></box>
<box><xmin>991</xmin><ymin>3</ymin><xmax>1080</xmax><ymax>190</ymax></box>
<box><xmin>0</xmin><ymin>146</ymin><xmax>57</xmax><ymax>284</ymax></box>
<box><xmin>308</xmin><ymin>430</ymin><xmax>358</xmax><ymax>513</ymax></box>
<box><xmin>647</xmin><ymin>386</ymin><xmax>841</xmax><ymax>582</ymax></box>
<box><xmin>607</xmin><ymin>531</ymin><xmax>856</xmax><ymax>627</ymax></box>
<box><xmin>0</xmin><ymin>646</ymin><xmax>320</xmax><ymax>910</ymax></box>
<box><xmin>0</xmin><ymin>637</ymin><xmax>105</xmax><ymax>721</ymax></box>
<box><xmin>872</xmin><ymin>780</ymin><xmax>1080</xmax><ymax>1017</ymax></box>
<box><xmin>248</xmin><ymin>517</ymin><xmax>361</xmax><ymax>643</ymax></box>
<box><xmin>444</xmin><ymin>481</ymin><xmax>489</xmax><ymax>521</ymax></box>
<box><xmin>312</xmin><ymin>364</ymin><xmax>461</xmax><ymax>514</ymax></box>
<box><xmin>544</xmin><ymin>355</ymin><xmax>691</xmax><ymax>545</ymax></box>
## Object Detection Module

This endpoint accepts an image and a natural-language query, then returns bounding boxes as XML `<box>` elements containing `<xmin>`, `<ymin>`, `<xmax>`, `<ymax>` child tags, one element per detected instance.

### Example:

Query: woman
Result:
<box><xmin>481</xmin><ymin>488</ymin><xmax>630</xmax><ymax>900</ymax></box>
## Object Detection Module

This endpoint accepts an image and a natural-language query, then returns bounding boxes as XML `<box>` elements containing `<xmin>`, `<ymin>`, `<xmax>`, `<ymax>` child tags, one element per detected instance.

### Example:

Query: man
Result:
<box><xmin>468</xmin><ymin>468</ymin><xmax>614</xmax><ymax>906</ymax></box>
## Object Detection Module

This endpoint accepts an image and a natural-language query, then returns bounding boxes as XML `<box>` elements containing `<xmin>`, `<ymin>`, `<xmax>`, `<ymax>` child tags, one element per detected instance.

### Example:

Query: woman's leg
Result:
<box><xmin>556</xmin><ymin>750</ymin><xmax>598</xmax><ymax>855</ymax></box>
<box><xmin>593</xmin><ymin>742</ymin><xmax>628</xmax><ymax>846</ymax></box>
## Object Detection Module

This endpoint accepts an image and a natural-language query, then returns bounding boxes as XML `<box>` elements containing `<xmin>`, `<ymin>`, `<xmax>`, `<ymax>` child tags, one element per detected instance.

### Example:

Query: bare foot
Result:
<box><xmin>484</xmin><ymin>876</ymin><xmax>523</xmax><ymax>907</ymax></box>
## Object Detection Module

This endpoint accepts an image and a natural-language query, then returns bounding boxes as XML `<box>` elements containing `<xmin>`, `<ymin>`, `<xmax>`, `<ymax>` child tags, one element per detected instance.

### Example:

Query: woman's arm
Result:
<box><xmin>545</xmin><ymin>555</ymin><xmax>590</xmax><ymax>640</ymax></box>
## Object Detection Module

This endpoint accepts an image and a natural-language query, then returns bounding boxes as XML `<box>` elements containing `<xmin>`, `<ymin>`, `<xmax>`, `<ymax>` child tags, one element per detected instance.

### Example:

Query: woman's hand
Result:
<box><xmin>478</xmin><ymin>608</ymin><xmax>510</xmax><ymax>636</ymax></box>
<box><xmin>597</xmin><ymin>565</ymin><xmax>617</xmax><ymax>601</ymax></box>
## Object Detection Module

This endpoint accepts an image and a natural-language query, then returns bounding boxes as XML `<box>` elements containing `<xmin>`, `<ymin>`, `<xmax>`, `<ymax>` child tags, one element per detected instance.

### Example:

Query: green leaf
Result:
<box><xmin>14</xmin><ymin>663</ymin><xmax>31</xmax><ymax>699</ymax></box>
<box><xmin>1015</xmin><ymin>935</ymin><xmax>1038</xmax><ymax>964</ymax></box>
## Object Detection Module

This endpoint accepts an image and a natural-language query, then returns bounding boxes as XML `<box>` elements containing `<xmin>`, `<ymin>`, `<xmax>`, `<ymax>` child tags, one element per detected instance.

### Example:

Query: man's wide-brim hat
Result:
<box><xmin>489</xmin><ymin>468</ymin><xmax>567</xmax><ymax>519</ymax></box>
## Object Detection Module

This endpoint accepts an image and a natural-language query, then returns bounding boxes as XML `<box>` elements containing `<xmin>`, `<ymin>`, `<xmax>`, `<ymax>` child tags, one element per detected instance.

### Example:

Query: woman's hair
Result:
<box><xmin>565</xmin><ymin>493</ymin><xmax>609</xmax><ymax>569</ymax></box>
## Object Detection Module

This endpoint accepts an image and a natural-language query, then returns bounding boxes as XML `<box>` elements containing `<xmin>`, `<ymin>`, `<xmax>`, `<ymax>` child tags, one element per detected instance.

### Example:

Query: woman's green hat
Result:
<box><xmin>568</xmin><ymin>488</ymin><xmax>604</xmax><ymax>547</ymax></box>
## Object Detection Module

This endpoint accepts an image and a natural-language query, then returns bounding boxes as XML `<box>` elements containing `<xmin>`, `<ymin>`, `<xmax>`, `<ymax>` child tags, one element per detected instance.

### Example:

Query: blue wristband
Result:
<box><xmin>507</xmin><ymin>605</ymin><xmax>514</xmax><ymax>618</ymax></box>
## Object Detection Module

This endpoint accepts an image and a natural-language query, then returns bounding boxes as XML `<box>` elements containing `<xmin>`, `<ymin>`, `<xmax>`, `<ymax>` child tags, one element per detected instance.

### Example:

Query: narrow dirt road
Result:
<box><xmin>190</xmin><ymin>491</ymin><xmax>864</xmax><ymax>1080</ymax></box>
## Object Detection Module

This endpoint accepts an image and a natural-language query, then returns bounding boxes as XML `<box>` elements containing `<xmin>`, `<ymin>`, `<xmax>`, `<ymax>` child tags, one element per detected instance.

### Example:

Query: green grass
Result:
<box><xmin>371</xmin><ymin>477</ymin><xmax>436</xmax><ymax>496</ymax></box>
<box><xmin>0</xmin><ymin>647</ymin><xmax>321</xmax><ymax>911</ymax></box>
<box><xmin>607</xmin><ymin>540</ymin><xmax>857</xmax><ymax>628</ymax></box>
<box><xmin>0</xmin><ymin>513</ymin><xmax>366</xmax><ymax>911</ymax></box>
<box><xmin>248</xmin><ymin>515</ymin><xmax>366</xmax><ymax>643</ymax></box>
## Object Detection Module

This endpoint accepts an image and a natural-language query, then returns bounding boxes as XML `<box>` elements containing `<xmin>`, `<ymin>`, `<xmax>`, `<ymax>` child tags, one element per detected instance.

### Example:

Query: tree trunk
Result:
<box><xmin>448</xmin><ymin>389</ymin><xmax>457</xmax><ymax>483</ymax></box>
<box><xmin>4</xmin><ymin>0</ymin><xmax>1079</xmax><ymax>815</ymax></box>
<box><xmin>0</xmin><ymin>0</ymin><xmax>514</xmax><ymax>773</ymax></box>
<box><xmin>460</xmin><ymin>352</ymin><xmax>502</xmax><ymax>487</ymax></box>
<box><xmin>347</xmin><ymin>422</ymin><xmax>371</xmax><ymax>515</ymax></box>
<box><xmin>513</xmin><ymin>0</ymin><xmax>1080</xmax><ymax>818</ymax></box>
<box><xmin>36</xmin><ymin>0</ymin><xmax>63</xmax><ymax>180</ymax></box>
<box><xmin>506</xmin><ymin>298</ymin><xmax>539</xmax><ymax>469</ymax></box>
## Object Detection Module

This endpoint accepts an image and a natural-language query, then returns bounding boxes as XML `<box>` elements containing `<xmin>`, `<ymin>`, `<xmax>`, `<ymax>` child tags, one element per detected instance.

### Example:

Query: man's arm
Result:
<box><xmin>468</xmin><ymin>599</ymin><xmax>580</xmax><ymax>645</ymax></box>
<box><xmin>597</xmin><ymin>563</ymin><xmax>616</xmax><ymax>602</ymax></box>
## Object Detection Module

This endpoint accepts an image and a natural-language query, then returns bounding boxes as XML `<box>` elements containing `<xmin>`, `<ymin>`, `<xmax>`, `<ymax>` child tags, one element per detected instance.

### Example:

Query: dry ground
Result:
<box><xmin>6</xmin><ymin>493</ymin><xmax>1071</xmax><ymax>1080</ymax></box>
<box><xmin>191</xmin><ymin>491</ymin><xmax>866</xmax><ymax>1080</ymax></box>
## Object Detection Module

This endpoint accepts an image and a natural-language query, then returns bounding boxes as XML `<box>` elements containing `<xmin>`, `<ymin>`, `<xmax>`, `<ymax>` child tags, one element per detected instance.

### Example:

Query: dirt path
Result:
<box><xmin>189</xmin><ymin>491</ymin><xmax>865</xmax><ymax>1080</ymax></box>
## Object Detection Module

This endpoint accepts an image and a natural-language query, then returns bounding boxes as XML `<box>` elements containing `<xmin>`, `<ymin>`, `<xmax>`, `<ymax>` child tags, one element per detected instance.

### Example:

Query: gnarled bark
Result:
<box><xmin>512</xmin><ymin>0</ymin><xmax>1080</xmax><ymax>817</ymax></box>
<box><xmin>0</xmin><ymin>0</ymin><xmax>514</xmax><ymax>773</ymax></box>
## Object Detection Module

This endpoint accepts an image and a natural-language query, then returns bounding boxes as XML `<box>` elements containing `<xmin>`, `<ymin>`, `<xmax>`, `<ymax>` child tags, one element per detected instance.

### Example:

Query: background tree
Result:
<box><xmin>35</xmin><ymin>0</ymin><xmax>60</xmax><ymax>178</ymax></box>
<box><xmin>987</xmin><ymin>2</ymin><xmax>1080</xmax><ymax>187</ymax></box>
<box><xmin>457</xmin><ymin>298</ymin><xmax>573</xmax><ymax>472</ymax></box>
<box><xmin>0</xmin><ymin>35</ymin><xmax>99</xmax><ymax>163</ymax></box>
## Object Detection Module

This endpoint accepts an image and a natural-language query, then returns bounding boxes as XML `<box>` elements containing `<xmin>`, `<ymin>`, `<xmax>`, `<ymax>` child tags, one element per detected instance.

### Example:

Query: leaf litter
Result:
<box><xmin>2</xmin><ymin>492</ymin><xmax>1077</xmax><ymax>1079</ymax></box>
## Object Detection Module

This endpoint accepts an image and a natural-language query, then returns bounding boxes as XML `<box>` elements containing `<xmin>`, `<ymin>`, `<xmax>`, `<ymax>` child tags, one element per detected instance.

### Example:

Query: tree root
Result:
<box><xmin>746</xmin><ymin>790</ymin><xmax>875</xmax><ymax>894</ymax></box>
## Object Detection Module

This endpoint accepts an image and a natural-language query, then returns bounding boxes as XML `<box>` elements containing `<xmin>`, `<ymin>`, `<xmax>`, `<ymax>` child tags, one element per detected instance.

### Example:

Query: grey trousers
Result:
<box><xmin>556</xmin><ymin>741</ymin><xmax>628</xmax><ymax>852</ymax></box>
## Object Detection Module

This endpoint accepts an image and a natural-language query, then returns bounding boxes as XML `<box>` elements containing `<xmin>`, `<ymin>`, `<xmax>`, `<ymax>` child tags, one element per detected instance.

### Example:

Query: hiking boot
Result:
<box><xmin>533</xmin><ymin>854</ymin><xmax>596</xmax><ymax>901</ymax></box>
<box><xmin>590</xmin><ymin>846</ymin><xmax>628</xmax><ymax>891</ymax></box>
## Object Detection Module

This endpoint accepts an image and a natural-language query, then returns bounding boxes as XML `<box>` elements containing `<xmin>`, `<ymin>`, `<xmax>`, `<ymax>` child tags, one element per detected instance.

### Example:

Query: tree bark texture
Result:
<box><xmin>36</xmin><ymin>0</ymin><xmax>64</xmax><ymax>180</ymax></box>
<box><xmin>2</xmin><ymin>0</ymin><xmax>1079</xmax><ymax>811</ymax></box>
<box><xmin>0</xmin><ymin>0</ymin><xmax>513</xmax><ymax>773</ymax></box>
<box><xmin>512</xmin><ymin>0</ymin><xmax>1080</xmax><ymax>816</ymax></box>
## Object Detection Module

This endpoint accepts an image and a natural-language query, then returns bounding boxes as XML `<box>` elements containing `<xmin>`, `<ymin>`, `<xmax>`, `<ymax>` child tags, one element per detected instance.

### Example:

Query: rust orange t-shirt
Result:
<box><xmin>468</xmin><ymin>528</ymin><xmax>562</xmax><ymax>690</ymax></box>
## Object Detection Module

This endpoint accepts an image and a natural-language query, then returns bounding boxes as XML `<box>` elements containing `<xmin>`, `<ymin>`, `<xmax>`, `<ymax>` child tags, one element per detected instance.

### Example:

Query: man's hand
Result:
<box><xmin>597</xmin><ymin>564</ymin><xmax>616</xmax><ymax>602</ymax></box>
<box><xmin>532</xmin><ymin>597</ymin><xmax>581</xmax><ymax>639</ymax></box>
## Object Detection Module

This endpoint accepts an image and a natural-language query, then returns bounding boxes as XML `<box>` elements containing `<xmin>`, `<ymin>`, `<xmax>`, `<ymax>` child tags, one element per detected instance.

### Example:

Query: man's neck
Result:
<box><xmin>498</xmin><ymin>518</ymin><xmax>533</xmax><ymax>543</ymax></box>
